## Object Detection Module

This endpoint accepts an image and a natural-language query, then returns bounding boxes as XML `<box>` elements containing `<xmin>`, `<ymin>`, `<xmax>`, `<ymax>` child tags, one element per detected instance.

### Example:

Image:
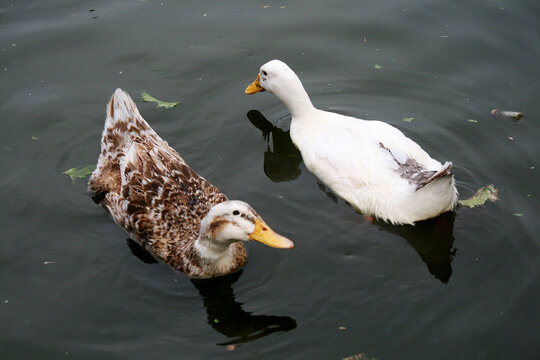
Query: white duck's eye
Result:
<box><xmin>262</xmin><ymin>70</ymin><xmax>267</xmax><ymax>76</ymax></box>
<box><xmin>233</xmin><ymin>210</ymin><xmax>240</xmax><ymax>215</ymax></box>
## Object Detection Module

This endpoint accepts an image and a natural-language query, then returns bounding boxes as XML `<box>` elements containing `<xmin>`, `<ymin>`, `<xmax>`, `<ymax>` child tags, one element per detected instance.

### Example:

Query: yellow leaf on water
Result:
<box><xmin>458</xmin><ymin>184</ymin><xmax>499</xmax><ymax>208</ymax></box>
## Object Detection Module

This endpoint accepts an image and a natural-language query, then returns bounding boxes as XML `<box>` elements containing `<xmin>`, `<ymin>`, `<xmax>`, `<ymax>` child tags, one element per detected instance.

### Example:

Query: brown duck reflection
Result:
<box><xmin>247</xmin><ymin>110</ymin><xmax>456</xmax><ymax>284</ymax></box>
<box><xmin>191</xmin><ymin>272</ymin><xmax>296</xmax><ymax>345</ymax></box>
<box><xmin>127</xmin><ymin>239</ymin><xmax>297</xmax><ymax>344</ymax></box>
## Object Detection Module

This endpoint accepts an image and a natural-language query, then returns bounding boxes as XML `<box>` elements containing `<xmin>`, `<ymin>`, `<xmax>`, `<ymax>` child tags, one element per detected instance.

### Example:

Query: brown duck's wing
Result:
<box><xmin>114</xmin><ymin>138</ymin><xmax>227</xmax><ymax>262</ymax></box>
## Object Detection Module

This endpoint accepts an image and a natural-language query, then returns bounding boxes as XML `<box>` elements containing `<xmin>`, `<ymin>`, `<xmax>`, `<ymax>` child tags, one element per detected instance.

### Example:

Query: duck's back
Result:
<box><xmin>88</xmin><ymin>89</ymin><xmax>229</xmax><ymax>268</ymax></box>
<box><xmin>291</xmin><ymin>111</ymin><xmax>457</xmax><ymax>224</ymax></box>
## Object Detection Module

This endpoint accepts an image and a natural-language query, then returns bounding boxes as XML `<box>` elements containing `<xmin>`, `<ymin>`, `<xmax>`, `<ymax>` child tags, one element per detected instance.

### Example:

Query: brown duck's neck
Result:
<box><xmin>185</xmin><ymin>238</ymin><xmax>246</xmax><ymax>278</ymax></box>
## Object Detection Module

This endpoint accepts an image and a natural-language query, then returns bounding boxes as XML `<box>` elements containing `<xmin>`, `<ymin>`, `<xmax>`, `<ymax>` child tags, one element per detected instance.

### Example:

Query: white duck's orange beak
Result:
<box><xmin>248</xmin><ymin>217</ymin><xmax>294</xmax><ymax>249</ymax></box>
<box><xmin>245</xmin><ymin>74</ymin><xmax>265</xmax><ymax>94</ymax></box>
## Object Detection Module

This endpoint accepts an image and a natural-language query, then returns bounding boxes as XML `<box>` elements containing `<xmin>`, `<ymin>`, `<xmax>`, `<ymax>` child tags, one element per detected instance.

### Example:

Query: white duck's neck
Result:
<box><xmin>273</xmin><ymin>75</ymin><xmax>316</xmax><ymax>118</ymax></box>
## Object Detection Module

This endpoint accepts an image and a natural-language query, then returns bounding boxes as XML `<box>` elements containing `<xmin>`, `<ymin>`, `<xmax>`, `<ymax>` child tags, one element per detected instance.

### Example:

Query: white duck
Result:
<box><xmin>89</xmin><ymin>89</ymin><xmax>293</xmax><ymax>278</ymax></box>
<box><xmin>246</xmin><ymin>60</ymin><xmax>458</xmax><ymax>225</ymax></box>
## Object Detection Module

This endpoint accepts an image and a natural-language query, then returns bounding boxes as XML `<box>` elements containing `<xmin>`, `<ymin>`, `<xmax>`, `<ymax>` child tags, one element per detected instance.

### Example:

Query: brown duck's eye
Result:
<box><xmin>233</xmin><ymin>210</ymin><xmax>240</xmax><ymax>215</ymax></box>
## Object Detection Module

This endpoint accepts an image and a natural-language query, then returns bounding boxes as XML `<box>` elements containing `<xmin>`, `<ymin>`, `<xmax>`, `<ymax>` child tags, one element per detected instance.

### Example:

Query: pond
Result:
<box><xmin>1</xmin><ymin>1</ymin><xmax>539</xmax><ymax>359</ymax></box>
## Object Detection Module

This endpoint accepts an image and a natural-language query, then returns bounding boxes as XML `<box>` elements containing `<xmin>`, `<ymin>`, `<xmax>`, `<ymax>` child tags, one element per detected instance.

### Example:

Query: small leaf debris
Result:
<box><xmin>141</xmin><ymin>91</ymin><xmax>180</xmax><ymax>109</ymax></box>
<box><xmin>458</xmin><ymin>184</ymin><xmax>499</xmax><ymax>208</ymax></box>
<box><xmin>374</xmin><ymin>64</ymin><xmax>383</xmax><ymax>70</ymax></box>
<box><xmin>490</xmin><ymin>109</ymin><xmax>524</xmax><ymax>121</ymax></box>
<box><xmin>63</xmin><ymin>165</ymin><xmax>95</xmax><ymax>183</ymax></box>
<box><xmin>402</xmin><ymin>117</ymin><xmax>414</xmax><ymax>123</ymax></box>
<box><xmin>343</xmin><ymin>354</ymin><xmax>378</xmax><ymax>360</ymax></box>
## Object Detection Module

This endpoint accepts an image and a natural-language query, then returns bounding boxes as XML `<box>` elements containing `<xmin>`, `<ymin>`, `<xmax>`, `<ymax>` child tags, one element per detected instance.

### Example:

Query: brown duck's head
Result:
<box><xmin>201</xmin><ymin>200</ymin><xmax>294</xmax><ymax>249</ymax></box>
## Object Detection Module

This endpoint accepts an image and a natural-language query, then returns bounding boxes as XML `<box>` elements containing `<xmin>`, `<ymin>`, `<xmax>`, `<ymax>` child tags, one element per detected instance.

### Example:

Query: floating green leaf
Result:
<box><xmin>514</xmin><ymin>213</ymin><xmax>524</xmax><ymax>217</ymax></box>
<box><xmin>374</xmin><ymin>64</ymin><xmax>383</xmax><ymax>70</ymax></box>
<box><xmin>458</xmin><ymin>184</ymin><xmax>499</xmax><ymax>208</ymax></box>
<box><xmin>64</xmin><ymin>165</ymin><xmax>95</xmax><ymax>183</ymax></box>
<box><xmin>402</xmin><ymin>117</ymin><xmax>414</xmax><ymax>123</ymax></box>
<box><xmin>141</xmin><ymin>91</ymin><xmax>180</xmax><ymax>109</ymax></box>
<box><xmin>468</xmin><ymin>119</ymin><xmax>478</xmax><ymax>123</ymax></box>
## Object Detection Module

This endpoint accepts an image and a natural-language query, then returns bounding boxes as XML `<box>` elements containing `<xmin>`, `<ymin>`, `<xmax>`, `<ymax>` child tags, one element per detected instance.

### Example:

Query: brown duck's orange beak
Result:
<box><xmin>248</xmin><ymin>217</ymin><xmax>294</xmax><ymax>249</ymax></box>
<box><xmin>245</xmin><ymin>74</ymin><xmax>265</xmax><ymax>94</ymax></box>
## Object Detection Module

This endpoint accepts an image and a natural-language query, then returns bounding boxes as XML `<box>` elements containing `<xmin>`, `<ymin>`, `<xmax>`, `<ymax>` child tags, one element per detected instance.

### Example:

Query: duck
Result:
<box><xmin>88</xmin><ymin>88</ymin><xmax>293</xmax><ymax>278</ymax></box>
<box><xmin>245</xmin><ymin>60</ymin><xmax>458</xmax><ymax>225</ymax></box>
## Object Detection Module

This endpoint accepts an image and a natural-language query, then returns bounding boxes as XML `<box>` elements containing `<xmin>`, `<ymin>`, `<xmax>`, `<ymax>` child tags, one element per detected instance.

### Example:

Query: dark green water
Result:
<box><xmin>1</xmin><ymin>1</ymin><xmax>539</xmax><ymax>359</ymax></box>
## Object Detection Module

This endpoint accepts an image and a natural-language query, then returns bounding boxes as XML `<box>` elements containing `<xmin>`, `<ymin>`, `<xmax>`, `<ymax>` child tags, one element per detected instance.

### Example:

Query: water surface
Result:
<box><xmin>1</xmin><ymin>1</ymin><xmax>539</xmax><ymax>359</ymax></box>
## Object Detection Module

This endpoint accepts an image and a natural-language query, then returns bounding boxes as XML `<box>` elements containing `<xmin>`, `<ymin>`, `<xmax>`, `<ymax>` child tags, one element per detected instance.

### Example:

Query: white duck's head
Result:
<box><xmin>245</xmin><ymin>60</ymin><xmax>314</xmax><ymax>117</ymax></box>
<box><xmin>199</xmin><ymin>200</ymin><xmax>294</xmax><ymax>251</ymax></box>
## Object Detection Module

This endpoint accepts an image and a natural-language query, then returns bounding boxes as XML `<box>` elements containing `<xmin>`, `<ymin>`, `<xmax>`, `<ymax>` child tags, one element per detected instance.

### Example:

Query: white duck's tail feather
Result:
<box><xmin>416</xmin><ymin>161</ymin><xmax>453</xmax><ymax>191</ymax></box>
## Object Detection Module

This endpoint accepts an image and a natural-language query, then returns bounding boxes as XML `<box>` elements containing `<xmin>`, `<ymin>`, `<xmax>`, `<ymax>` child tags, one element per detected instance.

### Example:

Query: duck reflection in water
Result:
<box><xmin>247</xmin><ymin>110</ymin><xmax>456</xmax><ymax>284</ymax></box>
<box><xmin>191</xmin><ymin>271</ymin><xmax>296</xmax><ymax>345</ymax></box>
<box><xmin>247</xmin><ymin>110</ymin><xmax>302</xmax><ymax>182</ymax></box>
<box><xmin>127</xmin><ymin>239</ymin><xmax>297</xmax><ymax>345</ymax></box>
<box><xmin>373</xmin><ymin>212</ymin><xmax>456</xmax><ymax>283</ymax></box>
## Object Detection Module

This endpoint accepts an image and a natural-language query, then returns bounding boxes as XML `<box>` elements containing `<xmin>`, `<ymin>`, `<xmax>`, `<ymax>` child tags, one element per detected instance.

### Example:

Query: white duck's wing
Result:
<box><xmin>365</xmin><ymin>120</ymin><xmax>453</xmax><ymax>190</ymax></box>
<box><xmin>301</xmin><ymin>116</ymin><xmax>449</xmax><ymax>194</ymax></box>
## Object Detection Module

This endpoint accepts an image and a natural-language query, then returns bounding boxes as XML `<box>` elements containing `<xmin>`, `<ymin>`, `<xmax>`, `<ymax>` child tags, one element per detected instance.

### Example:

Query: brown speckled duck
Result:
<box><xmin>89</xmin><ymin>89</ymin><xmax>293</xmax><ymax>278</ymax></box>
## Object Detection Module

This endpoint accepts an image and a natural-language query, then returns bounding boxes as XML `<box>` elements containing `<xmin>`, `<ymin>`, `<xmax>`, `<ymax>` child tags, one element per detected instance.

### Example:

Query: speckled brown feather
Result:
<box><xmin>89</xmin><ymin>89</ymin><xmax>247</xmax><ymax>277</ymax></box>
